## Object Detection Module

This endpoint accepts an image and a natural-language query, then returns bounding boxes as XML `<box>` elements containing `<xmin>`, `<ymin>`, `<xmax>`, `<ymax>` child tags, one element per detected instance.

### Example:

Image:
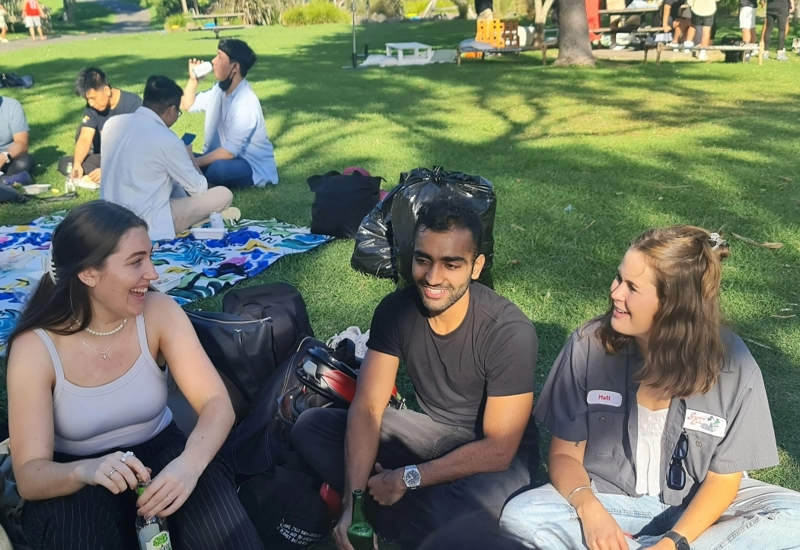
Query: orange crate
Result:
<box><xmin>476</xmin><ymin>19</ymin><xmax>520</xmax><ymax>48</ymax></box>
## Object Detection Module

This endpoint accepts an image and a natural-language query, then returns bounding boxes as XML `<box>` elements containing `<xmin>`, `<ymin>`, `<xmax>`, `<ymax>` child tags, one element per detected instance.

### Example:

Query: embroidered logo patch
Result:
<box><xmin>587</xmin><ymin>390</ymin><xmax>622</xmax><ymax>407</ymax></box>
<box><xmin>683</xmin><ymin>409</ymin><xmax>727</xmax><ymax>438</ymax></box>
<box><xmin>82</xmin><ymin>116</ymin><xmax>90</xmax><ymax>123</ymax></box>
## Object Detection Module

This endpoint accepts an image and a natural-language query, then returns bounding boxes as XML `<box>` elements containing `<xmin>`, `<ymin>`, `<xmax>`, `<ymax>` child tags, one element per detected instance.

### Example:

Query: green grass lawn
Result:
<box><xmin>1</xmin><ymin>19</ymin><xmax>799</xmax><ymax>545</ymax></box>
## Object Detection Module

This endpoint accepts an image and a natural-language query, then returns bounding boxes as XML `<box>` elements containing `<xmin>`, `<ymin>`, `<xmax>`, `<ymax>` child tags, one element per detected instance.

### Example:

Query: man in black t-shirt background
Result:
<box><xmin>57</xmin><ymin>67</ymin><xmax>142</xmax><ymax>184</ymax></box>
<box><xmin>293</xmin><ymin>196</ymin><xmax>539</xmax><ymax>550</ymax></box>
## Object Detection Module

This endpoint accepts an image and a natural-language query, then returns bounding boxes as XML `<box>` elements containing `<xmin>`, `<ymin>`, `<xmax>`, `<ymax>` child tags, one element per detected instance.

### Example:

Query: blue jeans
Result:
<box><xmin>500</xmin><ymin>480</ymin><xmax>800</xmax><ymax>549</ymax></box>
<box><xmin>201</xmin><ymin>158</ymin><xmax>254</xmax><ymax>189</ymax></box>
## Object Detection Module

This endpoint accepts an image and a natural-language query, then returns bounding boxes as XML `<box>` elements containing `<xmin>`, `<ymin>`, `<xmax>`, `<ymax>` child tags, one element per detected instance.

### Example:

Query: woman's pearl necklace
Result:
<box><xmin>85</xmin><ymin>318</ymin><xmax>128</xmax><ymax>337</ymax></box>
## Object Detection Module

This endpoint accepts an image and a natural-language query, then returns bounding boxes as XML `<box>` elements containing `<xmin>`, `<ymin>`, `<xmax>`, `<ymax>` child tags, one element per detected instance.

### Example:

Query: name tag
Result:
<box><xmin>587</xmin><ymin>390</ymin><xmax>622</xmax><ymax>407</ymax></box>
<box><xmin>683</xmin><ymin>409</ymin><xmax>727</xmax><ymax>438</ymax></box>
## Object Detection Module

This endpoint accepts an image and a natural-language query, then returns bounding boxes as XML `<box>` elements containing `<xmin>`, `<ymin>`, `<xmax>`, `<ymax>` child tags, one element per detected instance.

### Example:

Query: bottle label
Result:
<box><xmin>138</xmin><ymin>526</ymin><xmax>172</xmax><ymax>550</ymax></box>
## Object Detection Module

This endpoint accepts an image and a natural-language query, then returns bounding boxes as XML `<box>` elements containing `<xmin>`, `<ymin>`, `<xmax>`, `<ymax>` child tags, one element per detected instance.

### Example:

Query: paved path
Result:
<box><xmin>0</xmin><ymin>0</ymin><xmax>152</xmax><ymax>53</ymax></box>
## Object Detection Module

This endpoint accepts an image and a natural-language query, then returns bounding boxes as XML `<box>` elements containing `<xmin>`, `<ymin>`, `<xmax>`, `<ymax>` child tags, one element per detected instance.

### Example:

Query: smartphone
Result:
<box><xmin>181</xmin><ymin>133</ymin><xmax>196</xmax><ymax>146</ymax></box>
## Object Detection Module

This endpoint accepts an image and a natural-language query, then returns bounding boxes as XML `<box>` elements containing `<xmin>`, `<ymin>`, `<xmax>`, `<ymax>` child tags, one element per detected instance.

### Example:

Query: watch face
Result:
<box><xmin>404</xmin><ymin>467</ymin><xmax>421</xmax><ymax>488</ymax></box>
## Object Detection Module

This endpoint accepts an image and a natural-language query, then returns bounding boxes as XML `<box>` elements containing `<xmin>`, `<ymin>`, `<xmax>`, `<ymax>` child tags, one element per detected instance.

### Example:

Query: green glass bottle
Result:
<box><xmin>135</xmin><ymin>482</ymin><xmax>173</xmax><ymax>550</ymax></box>
<box><xmin>347</xmin><ymin>489</ymin><xmax>374</xmax><ymax>550</ymax></box>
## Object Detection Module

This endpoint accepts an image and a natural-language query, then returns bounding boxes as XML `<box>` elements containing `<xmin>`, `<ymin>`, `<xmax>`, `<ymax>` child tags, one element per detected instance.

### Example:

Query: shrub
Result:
<box><xmin>282</xmin><ymin>0</ymin><xmax>349</xmax><ymax>25</ymax></box>
<box><xmin>370</xmin><ymin>0</ymin><xmax>403</xmax><ymax>17</ymax></box>
<box><xmin>165</xmin><ymin>13</ymin><xmax>187</xmax><ymax>29</ymax></box>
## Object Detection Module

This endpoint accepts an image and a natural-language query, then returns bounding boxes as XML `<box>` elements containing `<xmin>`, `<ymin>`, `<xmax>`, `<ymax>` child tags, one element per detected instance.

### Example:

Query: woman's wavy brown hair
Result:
<box><xmin>596</xmin><ymin>225</ymin><xmax>730</xmax><ymax>398</ymax></box>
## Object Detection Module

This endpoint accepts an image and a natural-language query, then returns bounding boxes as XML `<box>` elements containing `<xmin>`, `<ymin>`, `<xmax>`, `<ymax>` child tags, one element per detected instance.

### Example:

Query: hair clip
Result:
<box><xmin>708</xmin><ymin>233</ymin><xmax>728</xmax><ymax>251</ymax></box>
<box><xmin>42</xmin><ymin>247</ymin><xmax>57</xmax><ymax>284</ymax></box>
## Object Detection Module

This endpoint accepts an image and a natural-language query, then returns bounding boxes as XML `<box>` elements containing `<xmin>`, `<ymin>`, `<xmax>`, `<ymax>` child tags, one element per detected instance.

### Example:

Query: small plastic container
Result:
<box><xmin>209</xmin><ymin>212</ymin><xmax>224</xmax><ymax>229</ymax></box>
<box><xmin>151</xmin><ymin>273</ymin><xmax>182</xmax><ymax>293</ymax></box>
<box><xmin>190</xmin><ymin>227</ymin><xmax>227</xmax><ymax>240</ymax></box>
<box><xmin>22</xmin><ymin>184</ymin><xmax>52</xmax><ymax>195</ymax></box>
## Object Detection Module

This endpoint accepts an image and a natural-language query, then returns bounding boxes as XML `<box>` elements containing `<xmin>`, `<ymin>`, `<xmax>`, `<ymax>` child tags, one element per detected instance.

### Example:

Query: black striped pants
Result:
<box><xmin>22</xmin><ymin>422</ymin><xmax>263</xmax><ymax>550</ymax></box>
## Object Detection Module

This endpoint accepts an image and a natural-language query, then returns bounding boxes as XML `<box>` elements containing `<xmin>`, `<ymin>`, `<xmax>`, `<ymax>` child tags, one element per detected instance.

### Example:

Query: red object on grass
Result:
<box><xmin>320</xmin><ymin>483</ymin><xmax>343</xmax><ymax>517</ymax></box>
<box><xmin>343</xmin><ymin>166</ymin><xmax>371</xmax><ymax>177</ymax></box>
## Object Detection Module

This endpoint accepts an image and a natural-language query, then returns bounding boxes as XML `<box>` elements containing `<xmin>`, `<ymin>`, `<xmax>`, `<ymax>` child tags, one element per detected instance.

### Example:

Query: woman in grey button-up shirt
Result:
<box><xmin>501</xmin><ymin>225</ymin><xmax>800</xmax><ymax>550</ymax></box>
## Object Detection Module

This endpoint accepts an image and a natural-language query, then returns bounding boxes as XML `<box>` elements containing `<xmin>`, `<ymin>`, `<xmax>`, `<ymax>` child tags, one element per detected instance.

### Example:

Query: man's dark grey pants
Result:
<box><xmin>292</xmin><ymin>407</ymin><xmax>536</xmax><ymax>549</ymax></box>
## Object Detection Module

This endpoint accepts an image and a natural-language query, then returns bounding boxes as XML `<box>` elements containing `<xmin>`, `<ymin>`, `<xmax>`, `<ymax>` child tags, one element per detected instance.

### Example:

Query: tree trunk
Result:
<box><xmin>192</xmin><ymin>0</ymin><xmax>200</xmax><ymax>15</ymax></box>
<box><xmin>555</xmin><ymin>0</ymin><xmax>595</xmax><ymax>66</ymax></box>
<box><xmin>62</xmin><ymin>0</ymin><xmax>75</xmax><ymax>21</ymax></box>
<box><xmin>180</xmin><ymin>0</ymin><xmax>189</xmax><ymax>14</ymax></box>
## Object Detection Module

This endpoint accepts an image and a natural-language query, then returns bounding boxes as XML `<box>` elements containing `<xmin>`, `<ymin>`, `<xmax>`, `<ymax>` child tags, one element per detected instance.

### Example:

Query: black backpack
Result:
<box><xmin>721</xmin><ymin>35</ymin><xmax>746</xmax><ymax>62</ymax></box>
<box><xmin>308</xmin><ymin>171</ymin><xmax>383</xmax><ymax>238</ymax></box>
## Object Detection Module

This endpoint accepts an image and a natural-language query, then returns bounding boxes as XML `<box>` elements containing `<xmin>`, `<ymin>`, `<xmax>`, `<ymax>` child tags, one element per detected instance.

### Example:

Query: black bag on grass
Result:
<box><xmin>350</xmin><ymin>185</ymin><xmax>400</xmax><ymax>279</ymax></box>
<box><xmin>222</xmin><ymin>282</ymin><xmax>314</xmax><ymax>365</ymax></box>
<box><xmin>237</xmin><ymin>461</ymin><xmax>329</xmax><ymax>549</ymax></box>
<box><xmin>186</xmin><ymin>310</ymin><xmax>276</xmax><ymax>408</ymax></box>
<box><xmin>391</xmin><ymin>166</ymin><xmax>496</xmax><ymax>287</ymax></box>
<box><xmin>223</xmin><ymin>336</ymin><xmax>325</xmax><ymax>477</ymax></box>
<box><xmin>308</xmin><ymin>171</ymin><xmax>383</xmax><ymax>238</ymax></box>
<box><xmin>721</xmin><ymin>35</ymin><xmax>746</xmax><ymax>62</ymax></box>
<box><xmin>0</xmin><ymin>74</ymin><xmax>33</xmax><ymax>89</ymax></box>
<box><xmin>0</xmin><ymin>186</ymin><xmax>27</xmax><ymax>205</ymax></box>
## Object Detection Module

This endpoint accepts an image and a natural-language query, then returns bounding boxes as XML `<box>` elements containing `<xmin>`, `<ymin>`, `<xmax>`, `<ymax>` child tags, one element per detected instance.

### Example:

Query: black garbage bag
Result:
<box><xmin>350</xmin><ymin>186</ymin><xmax>400</xmax><ymax>279</ymax></box>
<box><xmin>307</xmin><ymin>171</ymin><xmax>382</xmax><ymax>238</ymax></box>
<box><xmin>391</xmin><ymin>166</ymin><xmax>496</xmax><ymax>287</ymax></box>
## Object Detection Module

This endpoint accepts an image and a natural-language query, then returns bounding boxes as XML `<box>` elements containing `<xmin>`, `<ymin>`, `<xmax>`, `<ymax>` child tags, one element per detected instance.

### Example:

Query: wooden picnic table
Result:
<box><xmin>598</xmin><ymin>6</ymin><xmax>659</xmax><ymax>15</ymax></box>
<box><xmin>188</xmin><ymin>13</ymin><xmax>245</xmax><ymax>39</ymax></box>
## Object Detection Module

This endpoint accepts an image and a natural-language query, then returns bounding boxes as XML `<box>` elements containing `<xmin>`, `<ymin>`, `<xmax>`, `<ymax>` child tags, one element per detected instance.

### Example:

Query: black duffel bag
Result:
<box><xmin>308</xmin><ymin>171</ymin><xmax>383</xmax><ymax>238</ymax></box>
<box><xmin>185</xmin><ymin>310</ymin><xmax>275</xmax><ymax>408</ymax></box>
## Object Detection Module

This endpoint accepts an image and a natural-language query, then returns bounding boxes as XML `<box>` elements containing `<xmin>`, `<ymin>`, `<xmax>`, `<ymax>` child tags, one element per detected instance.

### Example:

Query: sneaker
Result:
<box><xmin>777</xmin><ymin>49</ymin><xmax>788</xmax><ymax>61</ymax></box>
<box><xmin>762</xmin><ymin>50</ymin><xmax>770</xmax><ymax>60</ymax></box>
<box><xmin>327</xmin><ymin>326</ymin><xmax>370</xmax><ymax>360</ymax></box>
<box><xmin>683</xmin><ymin>40</ymin><xmax>694</xmax><ymax>50</ymax></box>
<box><xmin>0</xmin><ymin>39</ymin><xmax>8</xmax><ymax>43</ymax></box>
<box><xmin>612</xmin><ymin>44</ymin><xmax>627</xmax><ymax>51</ymax></box>
<box><xmin>667</xmin><ymin>42</ymin><xmax>680</xmax><ymax>52</ymax></box>
<box><xmin>3</xmin><ymin>171</ymin><xmax>32</xmax><ymax>186</ymax></box>
<box><xmin>697</xmin><ymin>49</ymin><xmax>708</xmax><ymax>61</ymax></box>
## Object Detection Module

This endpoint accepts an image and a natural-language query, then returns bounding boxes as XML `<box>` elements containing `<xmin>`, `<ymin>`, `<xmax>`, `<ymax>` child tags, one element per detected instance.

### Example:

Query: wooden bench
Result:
<box><xmin>188</xmin><ymin>13</ymin><xmax>245</xmax><ymax>39</ymax></box>
<box><xmin>651</xmin><ymin>42</ymin><xmax>761</xmax><ymax>64</ymax></box>
<box><xmin>457</xmin><ymin>36</ymin><xmax>558</xmax><ymax>66</ymax></box>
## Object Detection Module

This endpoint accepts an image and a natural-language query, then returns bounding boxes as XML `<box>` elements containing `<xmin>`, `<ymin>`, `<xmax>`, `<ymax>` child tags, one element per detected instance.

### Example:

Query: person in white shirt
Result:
<box><xmin>101</xmin><ymin>76</ymin><xmax>236</xmax><ymax>241</ymax></box>
<box><xmin>180</xmin><ymin>39</ymin><xmax>279</xmax><ymax>189</ymax></box>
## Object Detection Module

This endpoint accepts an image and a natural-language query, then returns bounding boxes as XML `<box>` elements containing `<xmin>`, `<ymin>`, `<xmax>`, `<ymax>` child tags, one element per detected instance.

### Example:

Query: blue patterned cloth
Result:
<box><xmin>0</xmin><ymin>213</ymin><xmax>331</xmax><ymax>353</ymax></box>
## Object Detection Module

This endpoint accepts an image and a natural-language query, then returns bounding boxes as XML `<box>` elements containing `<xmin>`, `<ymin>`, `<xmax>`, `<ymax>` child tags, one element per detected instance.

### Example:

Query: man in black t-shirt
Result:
<box><xmin>58</xmin><ymin>67</ymin><xmax>142</xmax><ymax>184</ymax></box>
<box><xmin>293</xmin><ymin>196</ymin><xmax>539</xmax><ymax>550</ymax></box>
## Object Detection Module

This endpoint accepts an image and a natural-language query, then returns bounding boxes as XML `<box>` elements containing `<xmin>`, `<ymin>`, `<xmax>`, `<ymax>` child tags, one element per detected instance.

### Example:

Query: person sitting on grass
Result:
<box><xmin>101</xmin><ymin>76</ymin><xmax>238</xmax><ymax>241</ymax></box>
<box><xmin>58</xmin><ymin>67</ymin><xmax>142</xmax><ymax>185</ymax></box>
<box><xmin>500</xmin><ymin>225</ymin><xmax>800</xmax><ymax>550</ymax></box>
<box><xmin>180</xmin><ymin>39</ymin><xmax>279</xmax><ymax>189</ymax></box>
<box><xmin>293</xmin><ymin>196</ymin><xmax>539</xmax><ymax>550</ymax></box>
<box><xmin>7</xmin><ymin>201</ymin><xmax>264</xmax><ymax>550</ymax></box>
<box><xmin>0</xmin><ymin>96</ymin><xmax>36</xmax><ymax>185</ymax></box>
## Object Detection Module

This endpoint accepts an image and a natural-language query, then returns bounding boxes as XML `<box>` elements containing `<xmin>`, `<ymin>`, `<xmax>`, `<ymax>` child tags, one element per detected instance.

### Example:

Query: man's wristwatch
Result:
<box><xmin>402</xmin><ymin>465</ymin><xmax>421</xmax><ymax>490</ymax></box>
<box><xmin>2</xmin><ymin>152</ymin><xmax>11</xmax><ymax>164</ymax></box>
<box><xmin>662</xmin><ymin>530</ymin><xmax>690</xmax><ymax>550</ymax></box>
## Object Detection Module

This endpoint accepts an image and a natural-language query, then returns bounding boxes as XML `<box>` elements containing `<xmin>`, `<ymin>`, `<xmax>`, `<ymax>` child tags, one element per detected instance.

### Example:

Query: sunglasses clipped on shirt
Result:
<box><xmin>667</xmin><ymin>431</ymin><xmax>689</xmax><ymax>490</ymax></box>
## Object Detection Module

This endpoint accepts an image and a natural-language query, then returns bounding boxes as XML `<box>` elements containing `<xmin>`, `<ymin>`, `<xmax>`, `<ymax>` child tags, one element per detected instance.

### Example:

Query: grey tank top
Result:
<box><xmin>35</xmin><ymin>314</ymin><xmax>173</xmax><ymax>456</ymax></box>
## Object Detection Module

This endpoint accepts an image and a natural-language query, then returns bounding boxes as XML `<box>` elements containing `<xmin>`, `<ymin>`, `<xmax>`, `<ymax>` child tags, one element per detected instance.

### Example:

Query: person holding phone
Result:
<box><xmin>500</xmin><ymin>226</ymin><xmax>800</xmax><ymax>550</ymax></box>
<box><xmin>101</xmin><ymin>76</ymin><xmax>238</xmax><ymax>241</ymax></box>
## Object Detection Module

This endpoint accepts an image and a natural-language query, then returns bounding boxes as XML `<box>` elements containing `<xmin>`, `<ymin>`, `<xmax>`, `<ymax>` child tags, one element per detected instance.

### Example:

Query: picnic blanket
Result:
<box><xmin>0</xmin><ymin>213</ymin><xmax>331</xmax><ymax>354</ymax></box>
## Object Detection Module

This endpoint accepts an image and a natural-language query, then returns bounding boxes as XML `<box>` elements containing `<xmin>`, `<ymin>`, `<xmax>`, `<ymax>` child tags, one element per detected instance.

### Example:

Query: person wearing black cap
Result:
<box><xmin>180</xmin><ymin>39</ymin><xmax>279</xmax><ymax>189</ymax></box>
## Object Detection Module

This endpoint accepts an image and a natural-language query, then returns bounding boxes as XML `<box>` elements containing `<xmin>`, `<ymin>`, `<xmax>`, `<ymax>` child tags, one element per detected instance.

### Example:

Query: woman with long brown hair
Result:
<box><xmin>7</xmin><ymin>201</ymin><xmax>262</xmax><ymax>549</ymax></box>
<box><xmin>501</xmin><ymin>225</ymin><xmax>800</xmax><ymax>550</ymax></box>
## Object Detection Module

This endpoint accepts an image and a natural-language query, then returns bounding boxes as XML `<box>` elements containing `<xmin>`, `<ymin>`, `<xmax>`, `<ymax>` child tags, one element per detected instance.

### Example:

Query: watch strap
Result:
<box><xmin>663</xmin><ymin>530</ymin><xmax>690</xmax><ymax>550</ymax></box>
